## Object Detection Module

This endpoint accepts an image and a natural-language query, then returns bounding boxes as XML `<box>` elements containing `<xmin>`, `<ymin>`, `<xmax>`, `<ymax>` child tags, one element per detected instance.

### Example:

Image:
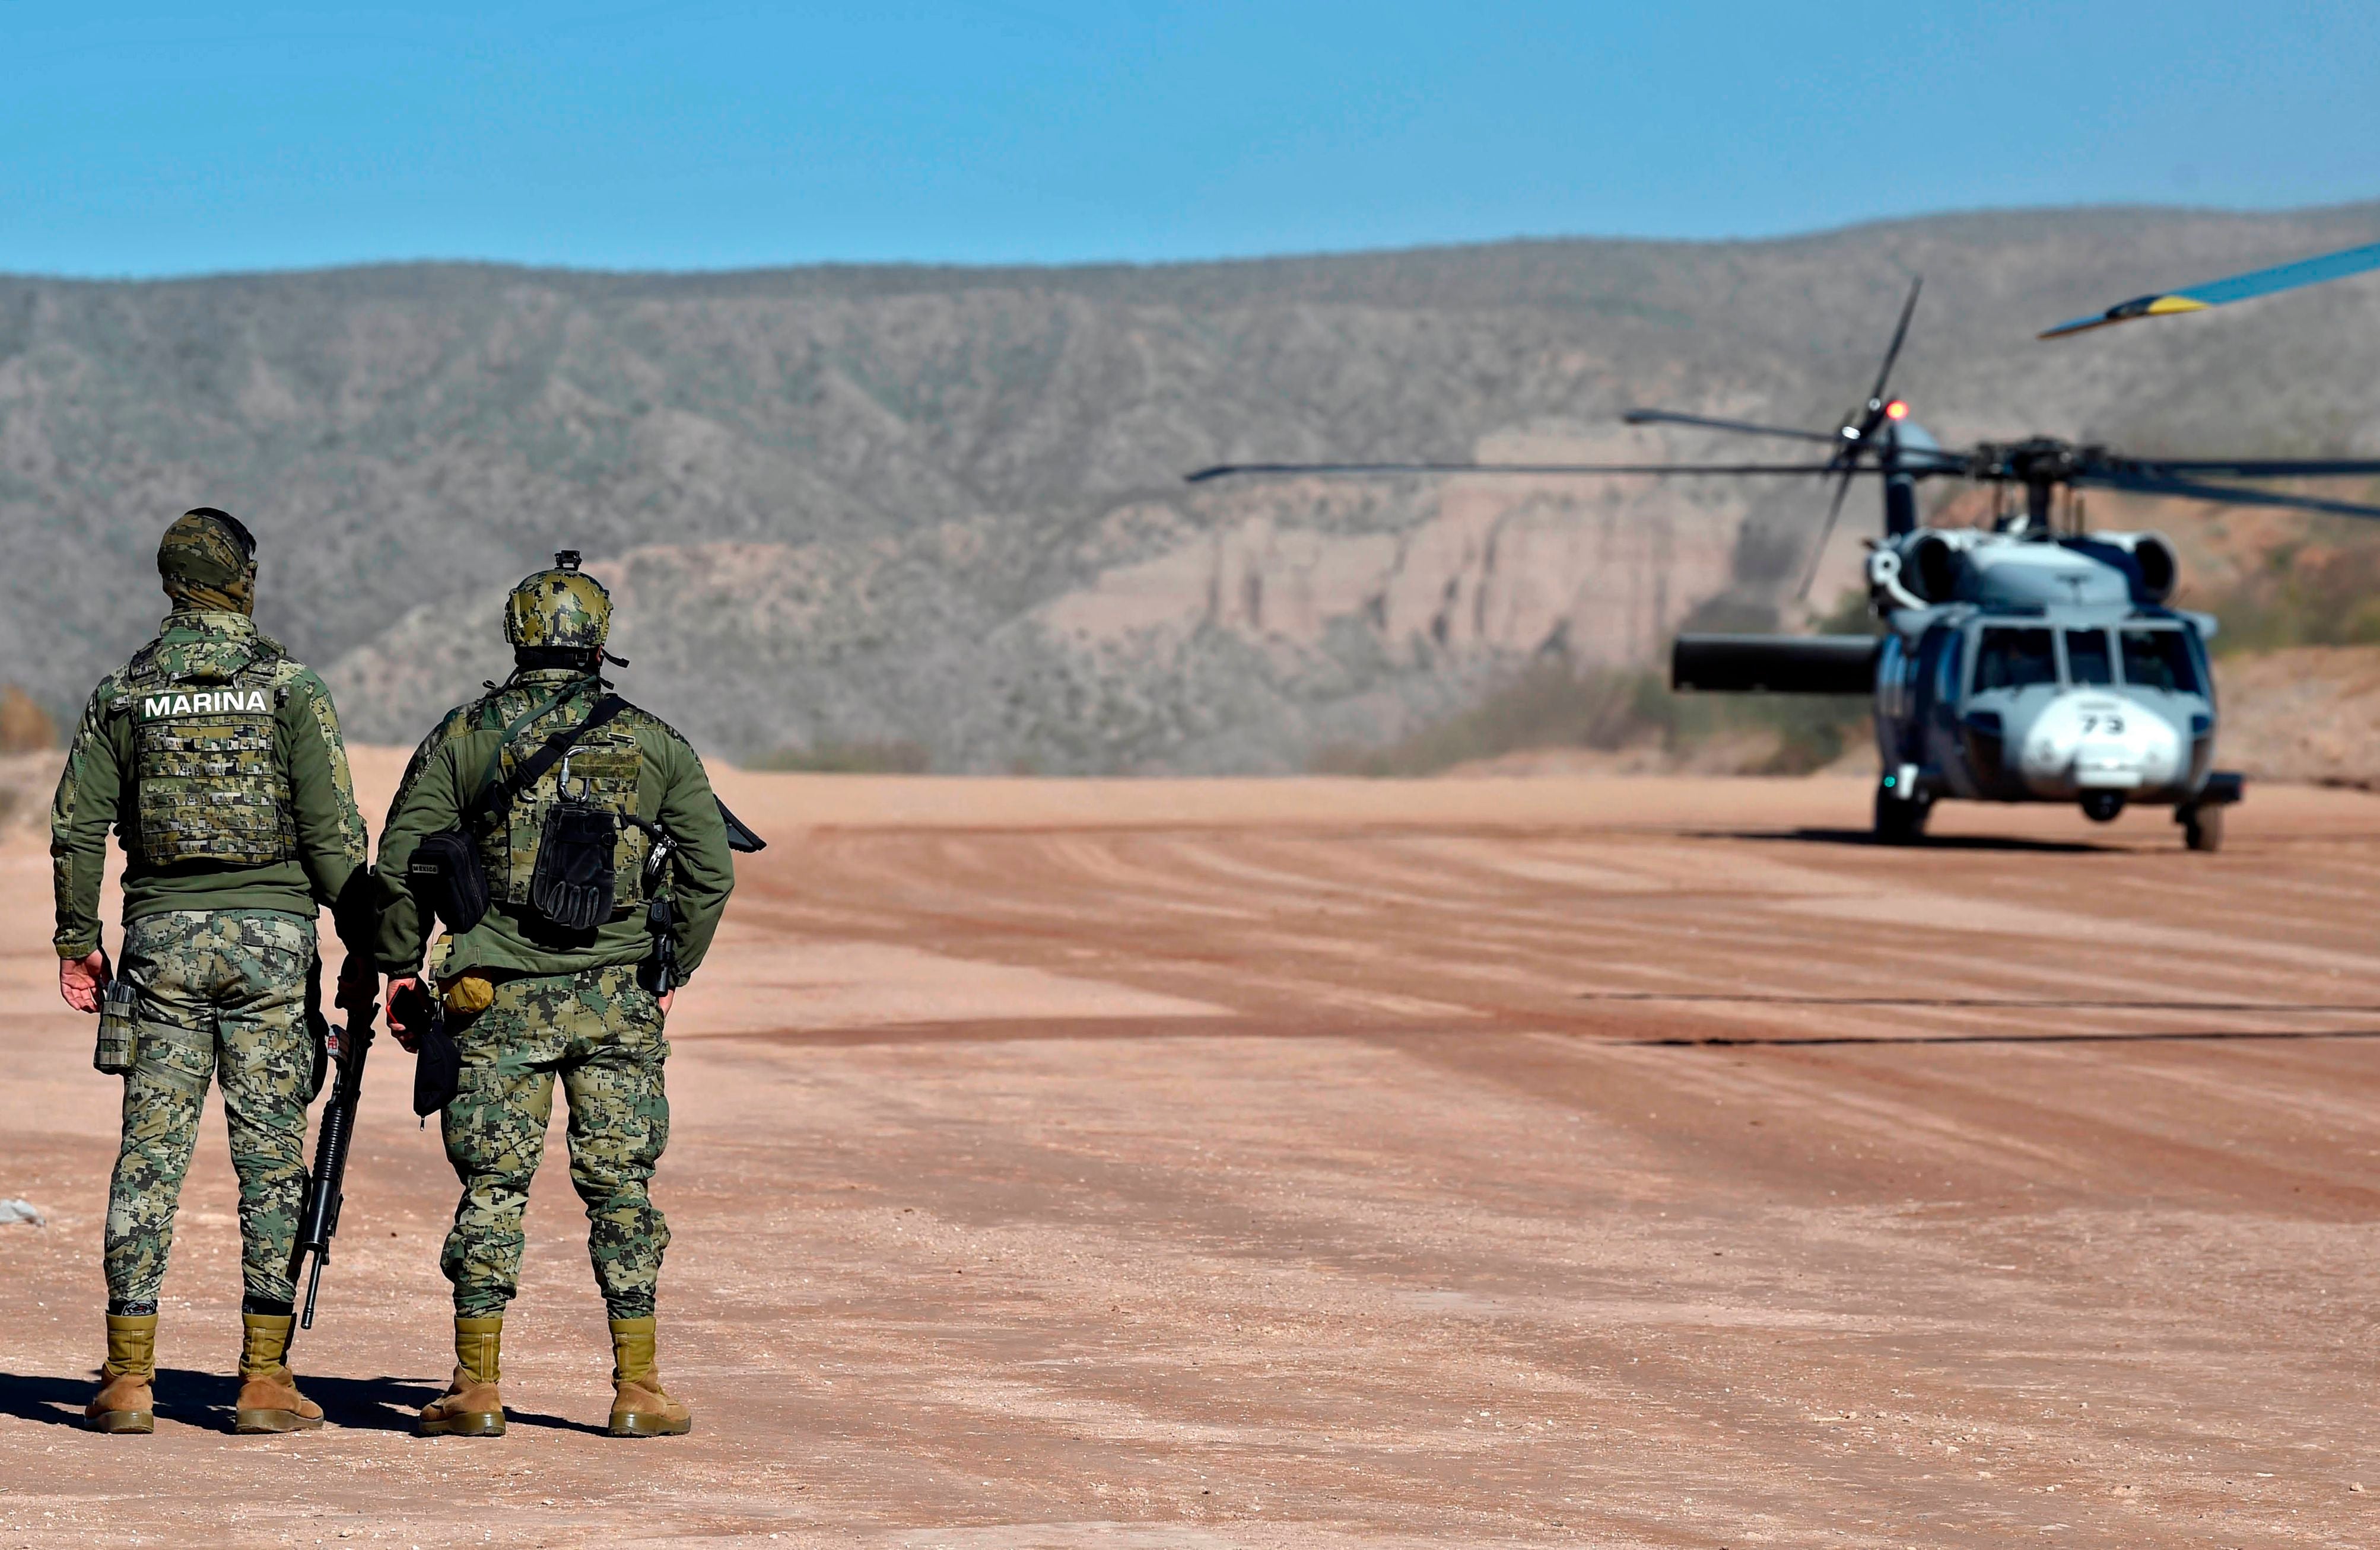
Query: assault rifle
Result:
<box><xmin>640</xmin><ymin>827</ymin><xmax>683</xmax><ymax>995</ymax></box>
<box><xmin>634</xmin><ymin>797</ymin><xmax>765</xmax><ymax>998</ymax></box>
<box><xmin>289</xmin><ymin>997</ymin><xmax>376</xmax><ymax>1330</ymax></box>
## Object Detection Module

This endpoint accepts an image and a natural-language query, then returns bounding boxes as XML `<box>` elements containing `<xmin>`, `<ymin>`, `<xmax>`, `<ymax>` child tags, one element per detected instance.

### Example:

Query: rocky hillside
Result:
<box><xmin>7</xmin><ymin>204</ymin><xmax>2380</xmax><ymax>771</ymax></box>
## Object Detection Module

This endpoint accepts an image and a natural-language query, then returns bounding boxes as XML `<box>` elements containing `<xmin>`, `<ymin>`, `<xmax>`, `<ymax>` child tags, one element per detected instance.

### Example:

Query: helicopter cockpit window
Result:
<box><xmin>2064</xmin><ymin>628</ymin><xmax>2115</xmax><ymax>686</ymax></box>
<box><xmin>2120</xmin><ymin>628</ymin><xmax>2203</xmax><ymax>694</ymax></box>
<box><xmin>1974</xmin><ymin>626</ymin><xmax>2058</xmax><ymax>692</ymax></box>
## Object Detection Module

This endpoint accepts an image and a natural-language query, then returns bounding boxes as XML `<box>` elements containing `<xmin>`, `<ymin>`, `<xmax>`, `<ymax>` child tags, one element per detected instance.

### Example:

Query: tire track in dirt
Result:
<box><xmin>6</xmin><ymin>776</ymin><xmax>2380</xmax><ymax>1546</ymax></box>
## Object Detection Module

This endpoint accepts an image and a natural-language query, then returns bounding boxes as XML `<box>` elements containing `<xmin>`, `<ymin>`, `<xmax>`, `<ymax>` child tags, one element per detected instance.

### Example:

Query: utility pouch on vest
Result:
<box><xmin>452</xmin><ymin>688</ymin><xmax>632</xmax><ymax>932</ymax></box>
<box><xmin>94</xmin><ymin>979</ymin><xmax>140</xmax><ymax>1075</ymax></box>
<box><xmin>529</xmin><ymin>801</ymin><xmax>619</xmax><ymax>931</ymax></box>
<box><xmin>442</xmin><ymin>972</ymin><xmax>496</xmax><ymax>1016</ymax></box>
<box><xmin>408</xmin><ymin>832</ymin><xmax>491</xmax><ymax>936</ymax></box>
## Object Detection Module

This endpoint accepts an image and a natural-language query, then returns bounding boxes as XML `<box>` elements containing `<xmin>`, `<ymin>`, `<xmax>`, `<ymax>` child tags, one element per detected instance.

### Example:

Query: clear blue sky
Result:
<box><xmin>4</xmin><ymin>1</ymin><xmax>2375</xmax><ymax>277</ymax></box>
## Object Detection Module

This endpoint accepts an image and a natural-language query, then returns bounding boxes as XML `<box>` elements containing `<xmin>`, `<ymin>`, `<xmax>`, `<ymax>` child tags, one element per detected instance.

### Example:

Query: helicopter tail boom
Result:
<box><xmin>1672</xmin><ymin>634</ymin><xmax>1879</xmax><ymax>696</ymax></box>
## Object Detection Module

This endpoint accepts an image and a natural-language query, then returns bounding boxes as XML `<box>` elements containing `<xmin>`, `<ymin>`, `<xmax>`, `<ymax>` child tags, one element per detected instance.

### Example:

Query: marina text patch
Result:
<box><xmin>140</xmin><ymin>689</ymin><xmax>271</xmax><ymax>718</ymax></box>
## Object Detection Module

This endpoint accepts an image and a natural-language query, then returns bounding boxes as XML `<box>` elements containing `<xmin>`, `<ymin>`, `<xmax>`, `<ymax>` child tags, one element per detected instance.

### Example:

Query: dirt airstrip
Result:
<box><xmin>4</xmin><ymin>765</ymin><xmax>2379</xmax><ymax>1548</ymax></box>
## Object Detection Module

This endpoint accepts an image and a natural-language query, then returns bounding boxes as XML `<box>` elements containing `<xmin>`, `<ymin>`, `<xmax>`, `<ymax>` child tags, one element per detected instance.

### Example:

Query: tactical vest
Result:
<box><xmin>114</xmin><ymin>639</ymin><xmax>297</xmax><ymax>867</ymax></box>
<box><xmin>472</xmin><ymin>689</ymin><xmax>652</xmax><ymax>918</ymax></box>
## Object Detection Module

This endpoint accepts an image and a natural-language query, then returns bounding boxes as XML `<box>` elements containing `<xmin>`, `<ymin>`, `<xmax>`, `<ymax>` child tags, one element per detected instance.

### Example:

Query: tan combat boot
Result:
<box><xmin>418</xmin><ymin>1316</ymin><xmax>506</xmax><ymax>1437</ymax></box>
<box><xmin>606</xmin><ymin>1316</ymin><xmax>691</xmax><ymax>1437</ymax></box>
<box><xmin>84</xmin><ymin>1314</ymin><xmax>158</xmax><ymax>1434</ymax></box>
<box><xmin>234</xmin><ymin>1312</ymin><xmax>326</xmax><ymax>1433</ymax></box>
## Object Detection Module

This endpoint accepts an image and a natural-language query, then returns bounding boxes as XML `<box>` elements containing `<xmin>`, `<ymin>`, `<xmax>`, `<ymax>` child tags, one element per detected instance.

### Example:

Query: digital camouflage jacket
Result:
<box><xmin>50</xmin><ymin>610</ymin><xmax>371</xmax><ymax>959</ymax></box>
<box><xmin>373</xmin><ymin>669</ymin><xmax>735</xmax><ymax>982</ymax></box>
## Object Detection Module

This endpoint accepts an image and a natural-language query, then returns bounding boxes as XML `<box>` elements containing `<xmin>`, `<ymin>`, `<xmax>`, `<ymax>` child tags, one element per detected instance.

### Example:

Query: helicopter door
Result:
<box><xmin>1874</xmin><ymin>633</ymin><xmax>1911</xmax><ymax>763</ymax></box>
<box><xmin>1908</xmin><ymin>623</ymin><xmax>1965</xmax><ymax>785</ymax></box>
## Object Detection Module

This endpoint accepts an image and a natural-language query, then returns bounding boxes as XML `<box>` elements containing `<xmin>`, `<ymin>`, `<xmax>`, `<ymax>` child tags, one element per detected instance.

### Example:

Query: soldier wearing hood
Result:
<box><xmin>50</xmin><ymin>508</ymin><xmax>378</xmax><ymax>1434</ymax></box>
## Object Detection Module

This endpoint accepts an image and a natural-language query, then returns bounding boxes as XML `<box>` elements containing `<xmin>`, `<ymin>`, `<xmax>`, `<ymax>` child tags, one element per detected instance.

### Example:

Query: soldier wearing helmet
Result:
<box><xmin>373</xmin><ymin>550</ymin><xmax>735</xmax><ymax>1439</ymax></box>
<box><xmin>50</xmin><ymin>508</ymin><xmax>378</xmax><ymax>1435</ymax></box>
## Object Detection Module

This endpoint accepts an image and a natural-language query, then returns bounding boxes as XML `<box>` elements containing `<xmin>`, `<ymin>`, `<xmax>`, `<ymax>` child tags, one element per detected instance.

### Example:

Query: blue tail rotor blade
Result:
<box><xmin>2041</xmin><ymin>240</ymin><xmax>2380</xmax><ymax>339</ymax></box>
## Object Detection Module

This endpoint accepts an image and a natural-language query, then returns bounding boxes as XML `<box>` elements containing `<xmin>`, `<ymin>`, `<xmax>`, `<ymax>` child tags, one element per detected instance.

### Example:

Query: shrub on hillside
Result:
<box><xmin>0</xmin><ymin>686</ymin><xmax>56</xmax><ymax>753</ymax></box>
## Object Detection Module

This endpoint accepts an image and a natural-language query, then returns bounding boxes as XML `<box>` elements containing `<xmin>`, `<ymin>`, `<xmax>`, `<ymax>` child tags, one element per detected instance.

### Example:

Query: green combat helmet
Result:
<box><xmin>504</xmin><ymin>550</ymin><xmax>618</xmax><ymax>657</ymax></box>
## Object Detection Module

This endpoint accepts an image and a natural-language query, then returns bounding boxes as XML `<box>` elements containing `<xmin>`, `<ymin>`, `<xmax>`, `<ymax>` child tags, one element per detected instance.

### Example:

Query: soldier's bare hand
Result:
<box><xmin>59</xmin><ymin>950</ymin><xmax>109</xmax><ymax>1013</ymax></box>
<box><xmin>658</xmin><ymin>991</ymin><xmax>675</xmax><ymax>1016</ymax></box>
<box><xmin>385</xmin><ymin>974</ymin><xmax>425</xmax><ymax>1052</ymax></box>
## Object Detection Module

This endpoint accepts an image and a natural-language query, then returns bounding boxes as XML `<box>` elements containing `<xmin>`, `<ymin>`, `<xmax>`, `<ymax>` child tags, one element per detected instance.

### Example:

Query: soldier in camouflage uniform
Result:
<box><xmin>375</xmin><ymin>552</ymin><xmax>734</xmax><ymax>1438</ymax></box>
<box><xmin>51</xmin><ymin>509</ymin><xmax>379</xmax><ymax>1435</ymax></box>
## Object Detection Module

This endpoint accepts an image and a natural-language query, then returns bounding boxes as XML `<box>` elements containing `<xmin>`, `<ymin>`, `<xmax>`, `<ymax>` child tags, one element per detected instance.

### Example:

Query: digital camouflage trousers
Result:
<box><xmin>106</xmin><ymin>908</ymin><xmax>318</xmax><ymax>1311</ymax></box>
<box><xmin>438</xmin><ymin>963</ymin><xmax>671</xmax><ymax>1320</ymax></box>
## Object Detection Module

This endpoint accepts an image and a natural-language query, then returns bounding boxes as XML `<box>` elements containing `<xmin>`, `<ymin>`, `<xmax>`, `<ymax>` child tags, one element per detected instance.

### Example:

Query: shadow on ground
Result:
<box><xmin>0</xmin><ymin>1368</ymin><xmax>607</xmax><ymax>1435</ymax></box>
<box><xmin>1718</xmin><ymin>826</ymin><xmax>2120</xmax><ymax>854</ymax></box>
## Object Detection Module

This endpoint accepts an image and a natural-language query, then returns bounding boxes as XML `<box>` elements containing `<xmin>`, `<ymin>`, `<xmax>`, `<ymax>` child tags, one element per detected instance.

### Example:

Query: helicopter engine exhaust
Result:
<box><xmin>2077</xmin><ymin>533</ymin><xmax>2179</xmax><ymax>603</ymax></box>
<box><xmin>1906</xmin><ymin>532</ymin><xmax>1960</xmax><ymax>601</ymax></box>
<box><xmin>1672</xmin><ymin>634</ymin><xmax>1880</xmax><ymax>696</ymax></box>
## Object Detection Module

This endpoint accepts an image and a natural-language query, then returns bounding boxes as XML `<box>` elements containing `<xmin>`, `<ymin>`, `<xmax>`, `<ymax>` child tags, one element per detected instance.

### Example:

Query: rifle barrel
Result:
<box><xmin>301</xmin><ymin>1255</ymin><xmax>328</xmax><ymax>1329</ymax></box>
<box><xmin>289</xmin><ymin>1010</ymin><xmax>374</xmax><ymax>1333</ymax></box>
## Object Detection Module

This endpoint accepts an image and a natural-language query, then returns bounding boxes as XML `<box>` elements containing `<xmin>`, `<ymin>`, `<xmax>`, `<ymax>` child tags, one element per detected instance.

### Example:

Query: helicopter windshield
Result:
<box><xmin>2120</xmin><ymin>627</ymin><xmax>2203</xmax><ymax>693</ymax></box>
<box><xmin>2064</xmin><ymin>628</ymin><xmax>2115</xmax><ymax>686</ymax></box>
<box><xmin>1974</xmin><ymin>626</ymin><xmax>2058</xmax><ymax>691</ymax></box>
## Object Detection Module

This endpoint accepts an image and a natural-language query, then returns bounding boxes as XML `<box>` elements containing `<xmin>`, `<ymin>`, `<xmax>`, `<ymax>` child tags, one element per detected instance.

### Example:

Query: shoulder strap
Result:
<box><xmin>466</xmin><ymin>674</ymin><xmax>598</xmax><ymax>795</ymax></box>
<box><xmin>468</xmin><ymin>693</ymin><xmax>631</xmax><ymax>823</ymax></box>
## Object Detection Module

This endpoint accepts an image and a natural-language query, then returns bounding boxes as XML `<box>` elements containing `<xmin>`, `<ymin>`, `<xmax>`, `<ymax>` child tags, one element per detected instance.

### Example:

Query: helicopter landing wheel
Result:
<box><xmin>1873</xmin><ymin>782</ymin><xmax>1930</xmax><ymax>845</ymax></box>
<box><xmin>2079</xmin><ymin>790</ymin><xmax>2127</xmax><ymax>823</ymax></box>
<box><xmin>2181</xmin><ymin>804</ymin><xmax>2224</xmax><ymax>853</ymax></box>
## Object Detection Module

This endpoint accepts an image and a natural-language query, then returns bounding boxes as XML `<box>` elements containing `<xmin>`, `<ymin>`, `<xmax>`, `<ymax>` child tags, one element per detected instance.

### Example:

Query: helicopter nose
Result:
<box><xmin>2018</xmin><ymin>691</ymin><xmax>2184</xmax><ymax>795</ymax></box>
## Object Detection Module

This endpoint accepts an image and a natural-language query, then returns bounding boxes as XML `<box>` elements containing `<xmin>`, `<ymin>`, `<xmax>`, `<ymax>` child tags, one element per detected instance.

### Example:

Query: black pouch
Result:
<box><xmin>94</xmin><ymin>978</ymin><xmax>140</xmax><ymax>1075</ymax></box>
<box><xmin>304</xmin><ymin>959</ymin><xmax>331</xmax><ymax>1102</ymax></box>
<box><xmin>530</xmin><ymin>802</ymin><xmax>618</xmax><ymax>930</ymax></box>
<box><xmin>412</xmin><ymin>1019</ymin><xmax>461</xmax><ymax>1119</ymax></box>
<box><xmin>408</xmin><ymin>830</ymin><xmax>490</xmax><ymax>935</ymax></box>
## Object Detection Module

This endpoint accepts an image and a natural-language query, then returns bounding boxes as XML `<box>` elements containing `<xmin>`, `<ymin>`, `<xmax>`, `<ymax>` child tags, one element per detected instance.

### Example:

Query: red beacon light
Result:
<box><xmin>1884</xmin><ymin>399</ymin><xmax>1909</xmax><ymax>421</ymax></box>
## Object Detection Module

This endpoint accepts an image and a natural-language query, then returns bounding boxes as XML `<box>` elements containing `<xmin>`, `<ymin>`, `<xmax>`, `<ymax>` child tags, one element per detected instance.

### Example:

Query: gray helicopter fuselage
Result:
<box><xmin>1869</xmin><ymin>529</ymin><xmax>2218</xmax><ymax>808</ymax></box>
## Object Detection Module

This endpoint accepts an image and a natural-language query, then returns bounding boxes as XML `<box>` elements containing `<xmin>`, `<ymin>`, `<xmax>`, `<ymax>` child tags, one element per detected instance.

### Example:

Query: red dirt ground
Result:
<box><xmin>4</xmin><ymin>767</ymin><xmax>2379</xmax><ymax>1548</ymax></box>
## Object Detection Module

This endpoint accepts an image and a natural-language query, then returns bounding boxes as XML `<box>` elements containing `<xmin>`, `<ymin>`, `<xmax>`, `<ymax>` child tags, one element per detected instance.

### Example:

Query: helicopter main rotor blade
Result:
<box><xmin>2040</xmin><ymin>240</ymin><xmax>2380</xmax><ymax>339</ymax></box>
<box><xmin>2074</xmin><ymin>469</ymin><xmax>2380</xmax><ymax>522</ymax></box>
<box><xmin>1865</xmin><ymin>276</ymin><xmax>1923</xmax><ymax>408</ymax></box>
<box><xmin>2100</xmin><ymin>456</ymin><xmax>2380</xmax><ymax>480</ymax></box>
<box><xmin>1794</xmin><ymin>466</ymin><xmax>1858</xmax><ymax>602</ymax></box>
<box><xmin>1184</xmin><ymin>460</ymin><xmax>1857</xmax><ymax>483</ymax></box>
<box><xmin>1620</xmin><ymin>409</ymin><xmax>1837</xmax><ymax>444</ymax></box>
<box><xmin>1896</xmin><ymin>447</ymin><xmax>1976</xmax><ymax>475</ymax></box>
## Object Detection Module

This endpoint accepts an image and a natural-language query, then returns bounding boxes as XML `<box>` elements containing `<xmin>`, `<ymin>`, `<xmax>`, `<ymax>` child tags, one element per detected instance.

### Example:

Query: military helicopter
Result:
<box><xmin>1187</xmin><ymin>280</ymin><xmax>2380</xmax><ymax>850</ymax></box>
